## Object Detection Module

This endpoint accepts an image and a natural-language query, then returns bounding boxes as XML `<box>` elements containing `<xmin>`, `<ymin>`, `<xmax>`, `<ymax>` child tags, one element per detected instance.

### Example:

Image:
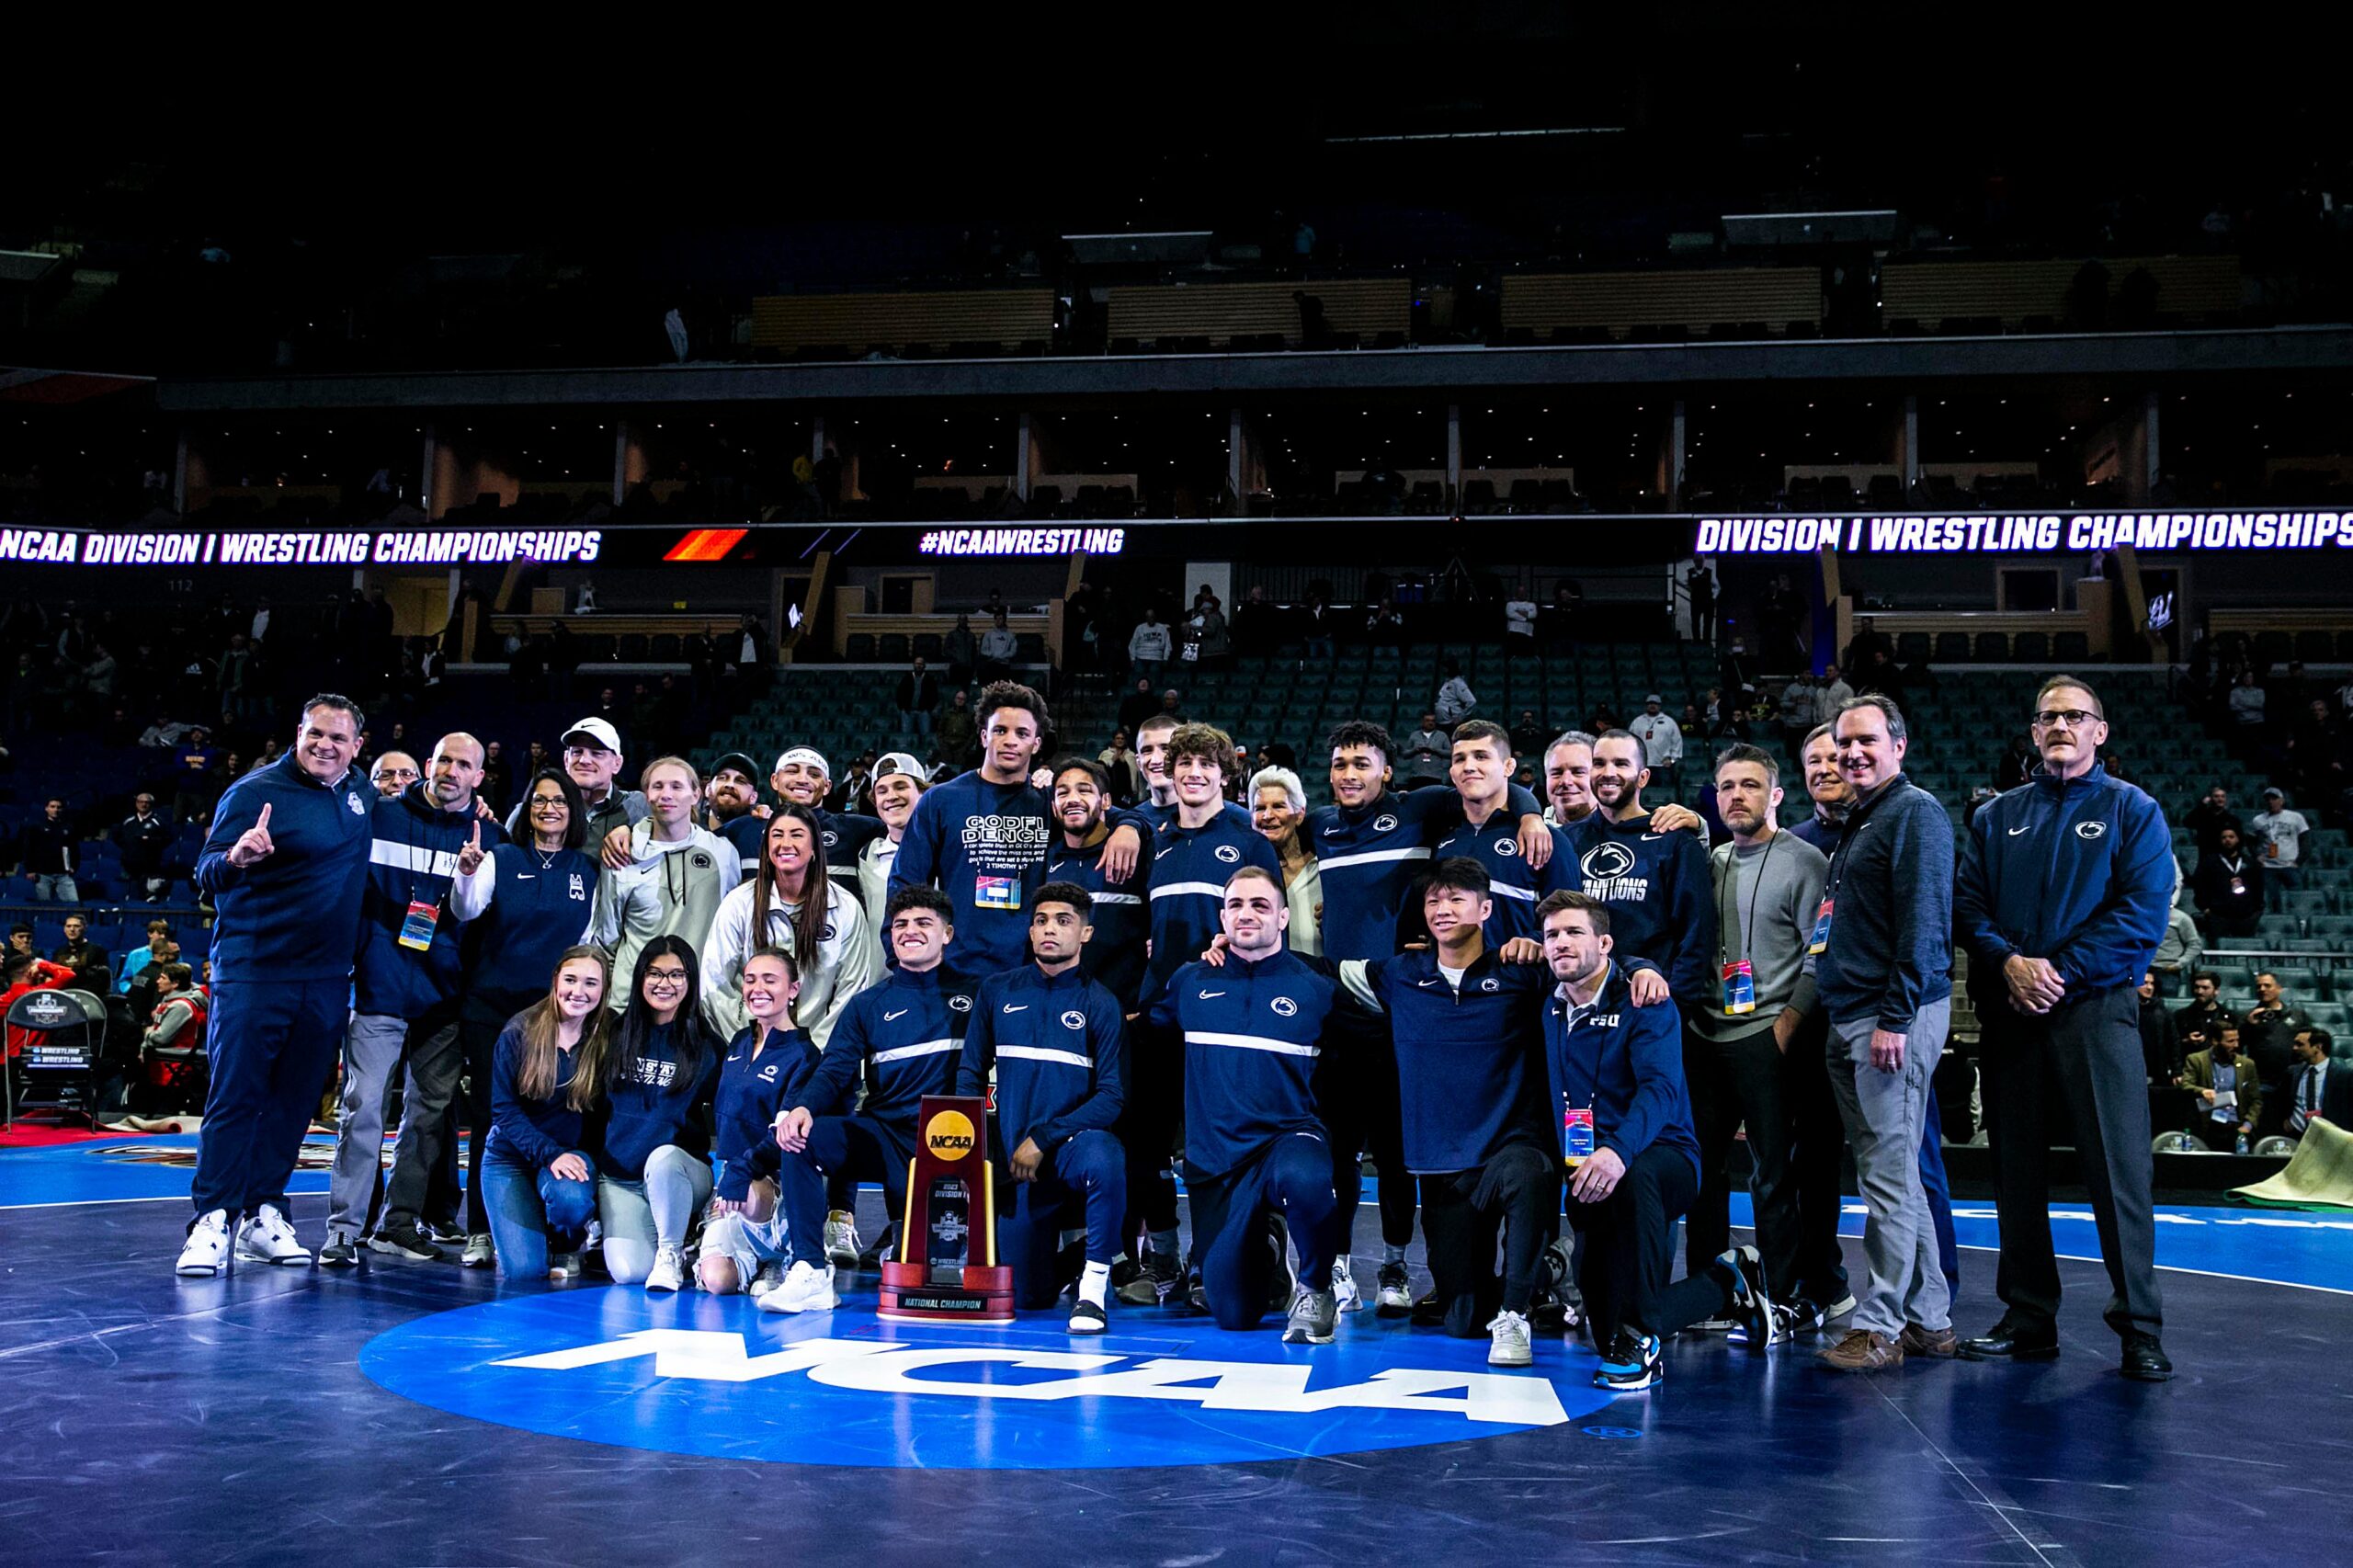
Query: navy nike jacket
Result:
<box><xmin>800</xmin><ymin>963</ymin><xmax>975</xmax><ymax>1126</ymax></box>
<box><xmin>1307</xmin><ymin>781</ymin><xmax>1541</xmax><ymax>960</ymax></box>
<box><xmin>1044</xmin><ymin>833</ymin><xmax>1149</xmax><ymax>1011</ymax></box>
<box><xmin>1142</xmin><ymin>802</ymin><xmax>1280</xmax><ymax>1004</ymax></box>
<box><xmin>1151</xmin><ymin>949</ymin><xmax>1341</xmax><ymax>1178</ymax></box>
<box><xmin>197</xmin><ymin>752</ymin><xmax>374</xmax><ymax>986</ymax></box>
<box><xmin>957</xmin><ymin>963</ymin><xmax>1126</xmax><ymax>1152</ymax></box>
<box><xmin>711</xmin><ymin>1023</ymin><xmax>822</xmax><ymax>1200</ymax></box>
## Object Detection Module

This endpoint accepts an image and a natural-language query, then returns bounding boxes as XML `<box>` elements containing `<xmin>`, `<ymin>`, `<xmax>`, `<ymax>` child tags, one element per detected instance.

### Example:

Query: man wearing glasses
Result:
<box><xmin>1954</xmin><ymin>676</ymin><xmax>2176</xmax><ymax>1381</ymax></box>
<box><xmin>370</xmin><ymin>753</ymin><xmax>421</xmax><ymax>800</ymax></box>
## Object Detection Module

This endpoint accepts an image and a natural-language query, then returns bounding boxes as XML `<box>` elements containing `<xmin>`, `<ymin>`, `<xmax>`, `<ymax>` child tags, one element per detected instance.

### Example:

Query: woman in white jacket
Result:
<box><xmin>701</xmin><ymin>803</ymin><xmax>881</xmax><ymax>1049</ymax></box>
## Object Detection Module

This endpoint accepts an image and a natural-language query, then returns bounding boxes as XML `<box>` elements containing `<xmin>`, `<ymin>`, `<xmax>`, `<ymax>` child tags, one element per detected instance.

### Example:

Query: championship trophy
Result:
<box><xmin>878</xmin><ymin>1094</ymin><xmax>1016</xmax><ymax>1323</ymax></box>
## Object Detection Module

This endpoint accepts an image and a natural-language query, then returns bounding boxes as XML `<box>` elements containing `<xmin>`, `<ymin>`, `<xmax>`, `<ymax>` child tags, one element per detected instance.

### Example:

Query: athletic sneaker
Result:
<box><xmin>1529</xmin><ymin>1238</ymin><xmax>1583</xmax><ymax>1335</ymax></box>
<box><xmin>1186</xmin><ymin>1267</ymin><xmax>1209</xmax><ymax>1314</ymax></box>
<box><xmin>368</xmin><ymin>1223</ymin><xmax>444</xmax><ymax>1262</ymax></box>
<box><xmin>1487</xmin><ymin>1309</ymin><xmax>1534</xmax><ymax>1369</ymax></box>
<box><xmin>1595</xmin><ymin>1330</ymin><xmax>1664</xmax><ymax>1392</ymax></box>
<box><xmin>759</xmin><ymin>1260</ymin><xmax>840</xmax><ymax>1314</ymax></box>
<box><xmin>1819</xmin><ymin>1291</ymin><xmax>1858</xmax><ymax>1320</ymax></box>
<box><xmin>176</xmin><ymin>1210</ymin><xmax>232</xmax><ymax>1277</ymax></box>
<box><xmin>645</xmin><ymin>1247</ymin><xmax>685</xmax><ymax>1294</ymax></box>
<box><xmin>319</xmin><ymin>1236</ymin><xmax>359</xmax><ymax>1268</ymax></box>
<box><xmin>460</xmin><ymin>1233</ymin><xmax>494</xmax><ymax>1269</ymax></box>
<box><xmin>1686</xmin><ymin>1315</ymin><xmax>1736</xmax><ymax>1334</ymax></box>
<box><xmin>1375</xmin><ymin>1260</ymin><xmax>1413</xmax><ymax>1315</ymax></box>
<box><xmin>234</xmin><ymin>1204</ymin><xmax>312</xmax><ymax>1267</ymax></box>
<box><xmin>824</xmin><ymin>1210</ymin><xmax>862</xmax><ymax>1269</ymax></box>
<box><xmin>1284</xmin><ymin>1287</ymin><xmax>1338</xmax><ymax>1345</ymax></box>
<box><xmin>421</xmin><ymin>1218</ymin><xmax>468</xmax><ymax>1246</ymax></box>
<box><xmin>548</xmin><ymin>1252</ymin><xmax>583</xmax><ymax>1281</ymax></box>
<box><xmin>747</xmin><ymin>1259</ymin><xmax>785</xmax><ymax>1300</ymax></box>
<box><xmin>1122</xmin><ymin>1249</ymin><xmax>1183</xmax><ymax>1306</ymax></box>
<box><xmin>1716</xmin><ymin>1245</ymin><xmax>1782</xmax><ymax>1346</ymax></box>
<box><xmin>1331</xmin><ymin>1258</ymin><xmax>1363</xmax><ymax>1313</ymax></box>
<box><xmin>1068</xmin><ymin>1298</ymin><xmax>1108</xmax><ymax>1335</ymax></box>
<box><xmin>1263</xmin><ymin>1218</ymin><xmax>1297</xmax><ymax>1313</ymax></box>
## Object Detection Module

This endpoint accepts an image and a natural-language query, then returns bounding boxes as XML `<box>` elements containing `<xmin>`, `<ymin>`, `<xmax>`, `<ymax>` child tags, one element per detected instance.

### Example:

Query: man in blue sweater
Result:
<box><xmin>1432</xmin><ymin>721</ymin><xmax>1578</xmax><ymax>946</ymax></box>
<box><xmin>773</xmin><ymin>886</ymin><xmax>977</xmax><ymax>1310</ymax></box>
<box><xmin>1126</xmin><ymin>723</ymin><xmax>1279</xmax><ymax>1298</ymax></box>
<box><xmin>892</xmin><ymin>681</ymin><xmax>1143</xmax><ymax>973</ymax></box>
<box><xmin>1810</xmin><ymin>695</ymin><xmax>1957</xmax><ymax>1373</ymax></box>
<box><xmin>1153</xmin><ymin>866</ymin><xmax>1346</xmax><ymax>1343</ymax></box>
<box><xmin>177</xmin><ymin>695</ymin><xmax>375</xmax><ymax>1278</ymax></box>
<box><xmin>1562</xmin><ymin>730</ymin><xmax>1716</xmax><ymax>1014</ymax></box>
<box><xmin>1336</xmin><ymin>858</ymin><xmax>1563</xmax><ymax>1368</ymax></box>
<box><xmin>1538</xmin><ymin>892</ymin><xmax>1779</xmax><ymax>1392</ymax></box>
<box><xmin>1308</xmin><ymin>719</ymin><xmax>1550</xmax><ymax>1314</ymax></box>
<box><xmin>957</xmin><ymin>881</ymin><xmax>1128</xmax><ymax>1331</ymax></box>
<box><xmin>1954</xmin><ymin>676</ymin><xmax>2176</xmax><ymax>1381</ymax></box>
<box><xmin>324</xmin><ymin>733</ymin><xmax>502</xmax><ymax>1267</ymax></box>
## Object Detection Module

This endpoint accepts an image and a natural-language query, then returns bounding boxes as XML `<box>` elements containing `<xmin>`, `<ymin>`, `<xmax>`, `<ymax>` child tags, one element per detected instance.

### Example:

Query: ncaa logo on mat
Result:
<box><xmin>359</xmin><ymin>1295</ymin><xmax>1616</xmax><ymax>1470</ymax></box>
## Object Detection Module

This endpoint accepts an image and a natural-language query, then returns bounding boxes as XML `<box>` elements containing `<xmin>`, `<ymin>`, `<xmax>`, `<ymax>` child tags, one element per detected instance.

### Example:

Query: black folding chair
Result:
<box><xmin>6</xmin><ymin>988</ymin><xmax>108</xmax><ymax>1129</ymax></box>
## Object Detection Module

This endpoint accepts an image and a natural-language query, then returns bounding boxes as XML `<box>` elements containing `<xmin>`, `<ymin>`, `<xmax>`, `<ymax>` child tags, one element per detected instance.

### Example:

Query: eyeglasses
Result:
<box><xmin>2032</xmin><ymin>709</ymin><xmax>2099</xmax><ymax>730</ymax></box>
<box><xmin>375</xmin><ymin>767</ymin><xmax>419</xmax><ymax>781</ymax></box>
<box><xmin>644</xmin><ymin>968</ymin><xmax>689</xmax><ymax>984</ymax></box>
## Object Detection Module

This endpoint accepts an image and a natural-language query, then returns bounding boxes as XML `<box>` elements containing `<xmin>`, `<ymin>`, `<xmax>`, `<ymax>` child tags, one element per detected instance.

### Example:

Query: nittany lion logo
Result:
<box><xmin>1481</xmin><ymin>977</ymin><xmax>1500</xmax><ymax>992</ymax></box>
<box><xmin>948</xmin><ymin>994</ymin><xmax>973</xmax><ymax>1012</ymax></box>
<box><xmin>1214</xmin><ymin>844</ymin><xmax>1241</xmax><ymax>864</ymax></box>
<box><xmin>1270</xmin><ymin>996</ymin><xmax>1300</xmax><ymax>1017</ymax></box>
<box><xmin>1580</xmin><ymin>842</ymin><xmax>1636</xmax><ymax>881</ymax></box>
<box><xmin>1494</xmin><ymin>837</ymin><xmax>1518</xmax><ymax>858</ymax></box>
<box><xmin>2075</xmin><ymin>820</ymin><xmax>2108</xmax><ymax>840</ymax></box>
<box><xmin>823</xmin><ymin>831</ymin><xmax>839</xmax><ymax>848</ymax></box>
<box><xmin>1373</xmin><ymin>813</ymin><xmax>1399</xmax><ymax>834</ymax></box>
<box><xmin>1060</xmin><ymin>1010</ymin><xmax>1086</xmax><ymax>1030</ymax></box>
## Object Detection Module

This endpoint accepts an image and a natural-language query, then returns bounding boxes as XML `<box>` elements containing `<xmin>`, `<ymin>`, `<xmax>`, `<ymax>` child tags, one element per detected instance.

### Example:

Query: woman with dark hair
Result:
<box><xmin>480</xmin><ymin>946</ymin><xmax>610</xmax><ymax>1282</ymax></box>
<box><xmin>699</xmin><ymin>802</ymin><xmax>881</xmax><ymax>1046</ymax></box>
<box><xmin>581</xmin><ymin>934</ymin><xmax>721</xmax><ymax>1291</ymax></box>
<box><xmin>449</xmin><ymin>767</ymin><xmax>600</xmax><ymax>1266</ymax></box>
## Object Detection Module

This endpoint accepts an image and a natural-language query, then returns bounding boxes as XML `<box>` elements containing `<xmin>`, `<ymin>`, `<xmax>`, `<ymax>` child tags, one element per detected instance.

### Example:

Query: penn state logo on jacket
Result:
<box><xmin>1578</xmin><ymin>840</ymin><xmax>1648</xmax><ymax>903</ymax></box>
<box><xmin>2075</xmin><ymin>820</ymin><xmax>2108</xmax><ymax>840</ymax></box>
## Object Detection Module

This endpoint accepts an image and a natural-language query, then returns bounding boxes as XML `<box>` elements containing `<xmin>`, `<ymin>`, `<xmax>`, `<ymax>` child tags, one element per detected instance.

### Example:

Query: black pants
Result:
<box><xmin>454</xmin><ymin>991</ymin><xmax>532</xmax><ymax>1234</ymax></box>
<box><xmin>1979</xmin><ymin>986</ymin><xmax>2162</xmax><ymax>1339</ymax></box>
<box><xmin>1563</xmin><ymin>1142</ymin><xmax>1721</xmax><ymax>1346</ymax></box>
<box><xmin>1120</xmin><ymin>1020</ymin><xmax>1183</xmax><ymax>1244</ymax></box>
<box><xmin>1418</xmin><ymin>1143</ymin><xmax>1559</xmax><ymax>1334</ymax></box>
<box><xmin>1684</xmin><ymin>1023</ymin><xmax>1801</xmax><ymax>1292</ymax></box>
<box><xmin>1315</xmin><ymin>1009</ymin><xmax>1415</xmax><ymax>1251</ymax></box>
<box><xmin>1780</xmin><ymin>1009</ymin><xmax>1851</xmax><ymax>1305</ymax></box>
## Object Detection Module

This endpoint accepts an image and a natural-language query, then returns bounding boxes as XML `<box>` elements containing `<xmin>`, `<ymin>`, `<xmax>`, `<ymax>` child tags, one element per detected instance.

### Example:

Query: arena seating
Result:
<box><xmin>1499</xmin><ymin>268</ymin><xmax>1824</xmax><ymax>342</ymax></box>
<box><xmin>747</xmin><ymin>289</ymin><xmax>1055</xmax><ymax>358</ymax></box>
<box><xmin>1877</xmin><ymin>256</ymin><xmax>2242</xmax><ymax>334</ymax></box>
<box><xmin>1104</xmin><ymin>278</ymin><xmax>1412</xmax><ymax>352</ymax></box>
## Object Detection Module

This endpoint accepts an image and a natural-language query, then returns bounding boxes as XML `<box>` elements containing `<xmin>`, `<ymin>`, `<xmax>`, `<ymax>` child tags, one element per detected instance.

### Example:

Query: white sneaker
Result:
<box><xmin>645</xmin><ymin>1247</ymin><xmax>685</xmax><ymax>1294</ymax></box>
<box><xmin>176</xmin><ymin>1210</ymin><xmax>232</xmax><ymax>1277</ymax></box>
<box><xmin>460</xmin><ymin>1233</ymin><xmax>494</xmax><ymax>1268</ymax></box>
<box><xmin>233</xmin><ymin>1204</ymin><xmax>312</xmax><ymax>1267</ymax></box>
<box><xmin>747</xmin><ymin>1259</ymin><xmax>785</xmax><ymax>1300</ymax></box>
<box><xmin>1331</xmin><ymin>1257</ymin><xmax>1363</xmax><ymax>1313</ymax></box>
<box><xmin>757</xmin><ymin>1260</ymin><xmax>840</xmax><ymax>1314</ymax></box>
<box><xmin>824</xmin><ymin>1210</ymin><xmax>861</xmax><ymax>1269</ymax></box>
<box><xmin>1488</xmin><ymin>1309</ymin><xmax>1534</xmax><ymax>1368</ymax></box>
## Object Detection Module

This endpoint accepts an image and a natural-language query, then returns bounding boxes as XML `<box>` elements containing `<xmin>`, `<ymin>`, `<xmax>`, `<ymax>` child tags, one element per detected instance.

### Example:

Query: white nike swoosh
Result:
<box><xmin>1155</xmin><ymin>846</ymin><xmax>1178</xmax><ymax>860</ymax></box>
<box><xmin>1199</xmin><ymin>990</ymin><xmax>1226</xmax><ymax>999</ymax></box>
<box><xmin>1415</xmin><ymin>978</ymin><xmax>1439</xmax><ymax>987</ymax></box>
<box><xmin>1641</xmin><ymin>832</ymin><xmax>1668</xmax><ymax>841</ymax></box>
<box><xmin>884</xmin><ymin>1008</ymin><xmax>909</xmax><ymax>1021</ymax></box>
<box><xmin>1004</xmin><ymin>1005</ymin><xmax>1029</xmax><ymax>1013</ymax></box>
<box><xmin>2007</xmin><ymin>825</ymin><xmax>2031</xmax><ymax>835</ymax></box>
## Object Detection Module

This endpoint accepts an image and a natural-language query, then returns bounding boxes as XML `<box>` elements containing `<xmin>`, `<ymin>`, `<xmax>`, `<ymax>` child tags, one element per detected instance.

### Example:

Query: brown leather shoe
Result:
<box><xmin>1817</xmin><ymin>1328</ymin><xmax>1904</xmax><ymax>1372</ymax></box>
<box><xmin>1901</xmin><ymin>1323</ymin><xmax>1959</xmax><ymax>1358</ymax></box>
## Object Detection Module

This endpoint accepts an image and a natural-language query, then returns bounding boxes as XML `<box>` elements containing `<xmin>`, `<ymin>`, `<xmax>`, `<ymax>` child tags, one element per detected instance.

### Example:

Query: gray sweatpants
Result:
<box><xmin>597</xmin><ymin>1145</ymin><xmax>715</xmax><ymax>1283</ymax></box>
<box><xmin>327</xmin><ymin>1011</ymin><xmax>457</xmax><ymax>1242</ymax></box>
<box><xmin>1827</xmin><ymin>1001</ymin><xmax>1953</xmax><ymax>1338</ymax></box>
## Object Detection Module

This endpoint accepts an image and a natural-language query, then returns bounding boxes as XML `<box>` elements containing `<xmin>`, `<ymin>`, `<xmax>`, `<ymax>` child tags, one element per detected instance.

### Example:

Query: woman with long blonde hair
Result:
<box><xmin>480</xmin><ymin>946</ymin><xmax>611</xmax><ymax>1282</ymax></box>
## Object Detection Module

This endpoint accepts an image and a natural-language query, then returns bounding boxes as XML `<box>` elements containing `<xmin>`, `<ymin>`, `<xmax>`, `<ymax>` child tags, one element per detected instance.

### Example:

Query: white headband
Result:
<box><xmin>773</xmin><ymin>746</ymin><xmax>831</xmax><ymax>778</ymax></box>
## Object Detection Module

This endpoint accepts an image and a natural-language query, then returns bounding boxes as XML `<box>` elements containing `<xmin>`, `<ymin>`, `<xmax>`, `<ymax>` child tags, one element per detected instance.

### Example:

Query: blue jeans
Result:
<box><xmin>1920</xmin><ymin>1083</ymin><xmax>1959</xmax><ymax>1293</ymax></box>
<box><xmin>481</xmin><ymin>1138</ymin><xmax>597</xmax><ymax>1281</ymax></box>
<box><xmin>30</xmin><ymin>874</ymin><xmax>78</xmax><ymax>903</ymax></box>
<box><xmin>1131</xmin><ymin>658</ymin><xmax>1165</xmax><ymax>689</ymax></box>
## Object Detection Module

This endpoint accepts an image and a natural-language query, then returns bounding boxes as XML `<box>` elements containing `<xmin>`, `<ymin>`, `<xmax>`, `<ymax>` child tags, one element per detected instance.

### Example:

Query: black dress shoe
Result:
<box><xmin>1958</xmin><ymin>1318</ymin><xmax>2060</xmax><ymax>1361</ymax></box>
<box><xmin>2120</xmin><ymin>1335</ymin><xmax>2174</xmax><ymax>1382</ymax></box>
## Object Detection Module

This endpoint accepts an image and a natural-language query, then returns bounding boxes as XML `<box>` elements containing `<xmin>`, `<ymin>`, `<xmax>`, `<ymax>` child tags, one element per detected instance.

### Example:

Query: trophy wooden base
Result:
<box><xmin>877</xmin><ymin>1260</ymin><xmax>1017</xmax><ymax>1324</ymax></box>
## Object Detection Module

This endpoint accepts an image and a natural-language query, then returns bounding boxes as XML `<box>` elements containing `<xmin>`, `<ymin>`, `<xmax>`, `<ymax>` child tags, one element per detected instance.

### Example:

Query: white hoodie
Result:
<box><xmin>699</xmin><ymin>874</ymin><xmax>883</xmax><ymax>1050</ymax></box>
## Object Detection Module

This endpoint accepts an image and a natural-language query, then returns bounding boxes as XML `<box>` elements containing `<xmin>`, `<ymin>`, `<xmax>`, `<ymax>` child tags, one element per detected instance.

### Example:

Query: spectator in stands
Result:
<box><xmin>1778</xmin><ymin>675</ymin><xmax>1814</xmax><ymax>756</ymax></box>
<box><xmin>896</xmin><ymin>657</ymin><xmax>938</xmax><ymax>736</ymax></box>
<box><xmin>1686</xmin><ymin>562</ymin><xmax>1717</xmax><ymax>643</ymax></box>
<box><xmin>1127</xmin><ymin>610</ymin><xmax>1171</xmax><ymax>689</ymax></box>
<box><xmin>2241</xmin><ymin>971</ymin><xmax>2313</xmax><ymax>1138</ymax></box>
<box><xmin>2184</xmin><ymin>785</ymin><xmax>2241</xmax><ymax>854</ymax></box>
<box><xmin>166</xmin><ymin>725</ymin><xmax>220</xmax><ymax>825</ymax></box>
<box><xmin>1188</xmin><ymin>599</ymin><xmax>1233</xmax><ymax>669</ymax></box>
<box><xmin>2287</xmin><ymin>699</ymin><xmax>2337</xmax><ymax>801</ymax></box>
<box><xmin>1435</xmin><ymin>661</ymin><xmax>1477</xmax><ymax>728</ymax></box>
<box><xmin>2192</xmin><ymin>824</ymin><xmax>2263</xmax><ymax>938</ymax></box>
<box><xmin>2177</xmin><ymin>1023</ymin><xmax>2258</xmax><ymax>1151</ymax></box>
<box><xmin>1115</xmin><ymin>677</ymin><xmax>1160</xmax><ymax>739</ymax></box>
<box><xmin>977</xmin><ymin>611</ymin><xmax>1020</xmax><ymax>685</ymax></box>
<box><xmin>116</xmin><ymin>919</ymin><xmax>176</xmax><ymax>995</ymax></box>
<box><xmin>11</xmin><ymin>797</ymin><xmax>79</xmax><ymax>902</ymax></box>
<box><xmin>1629</xmin><ymin>695</ymin><xmax>1685</xmax><ymax>803</ymax></box>
<box><xmin>53</xmin><ymin>913</ymin><xmax>109</xmax><ymax>993</ymax></box>
<box><xmin>2153</xmin><ymin>898</ymin><xmax>2204</xmax><ymax>996</ymax></box>
<box><xmin>477</xmin><ymin>740</ymin><xmax>511</xmax><ymax>818</ymax></box>
<box><xmin>369</xmin><ymin>751</ymin><xmax>420</xmax><ymax>800</ymax></box>
<box><xmin>2175</xmin><ymin>971</ymin><xmax>2234</xmax><ymax>1044</ymax></box>
<box><xmin>2285</xmin><ymin>1028</ymin><xmax>2345</xmax><ymax>1137</ymax></box>
<box><xmin>1509</xmin><ymin>710</ymin><xmax>1546</xmax><ymax>762</ymax></box>
<box><xmin>943</xmin><ymin>613</ymin><xmax>978</xmax><ymax>688</ymax></box>
<box><xmin>2249</xmin><ymin>788</ymin><xmax>2309</xmax><ymax>912</ymax></box>
<box><xmin>140</xmin><ymin>961</ymin><xmax>207</xmax><ymax>1087</ymax></box>
<box><xmin>1403</xmin><ymin>711</ymin><xmax>1450</xmax><ymax>788</ymax></box>
<box><xmin>1230</xmin><ymin>585</ymin><xmax>1277</xmax><ymax>659</ymax></box>
<box><xmin>3</xmin><ymin>949</ymin><xmax>76</xmax><ymax>1060</ymax></box>
<box><xmin>1097</xmin><ymin>728</ymin><xmax>1142</xmax><ymax>805</ymax></box>
<box><xmin>2138</xmin><ymin>973</ymin><xmax>2181</xmax><ymax>1083</ymax></box>
<box><xmin>1994</xmin><ymin>734</ymin><xmax>2035</xmax><ymax>791</ymax></box>
<box><xmin>1504</xmin><ymin>587</ymin><xmax>1538</xmax><ymax>647</ymax></box>
<box><xmin>936</xmin><ymin>687</ymin><xmax>977</xmax><ymax>772</ymax></box>
<box><xmin>2226</xmin><ymin>668</ymin><xmax>2267</xmax><ymax>729</ymax></box>
<box><xmin>1813</xmin><ymin>665</ymin><xmax>1854</xmax><ymax>726</ymax></box>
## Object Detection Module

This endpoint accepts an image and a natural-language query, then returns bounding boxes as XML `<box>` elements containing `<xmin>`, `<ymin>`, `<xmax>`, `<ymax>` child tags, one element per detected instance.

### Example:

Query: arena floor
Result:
<box><xmin>3</xmin><ymin>1133</ymin><xmax>2347</xmax><ymax>1567</ymax></box>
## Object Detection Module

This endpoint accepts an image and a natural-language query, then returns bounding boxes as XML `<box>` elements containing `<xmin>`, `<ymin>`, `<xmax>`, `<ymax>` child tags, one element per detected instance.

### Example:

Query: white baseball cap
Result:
<box><xmin>563</xmin><ymin>717</ymin><xmax>622</xmax><ymax>754</ymax></box>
